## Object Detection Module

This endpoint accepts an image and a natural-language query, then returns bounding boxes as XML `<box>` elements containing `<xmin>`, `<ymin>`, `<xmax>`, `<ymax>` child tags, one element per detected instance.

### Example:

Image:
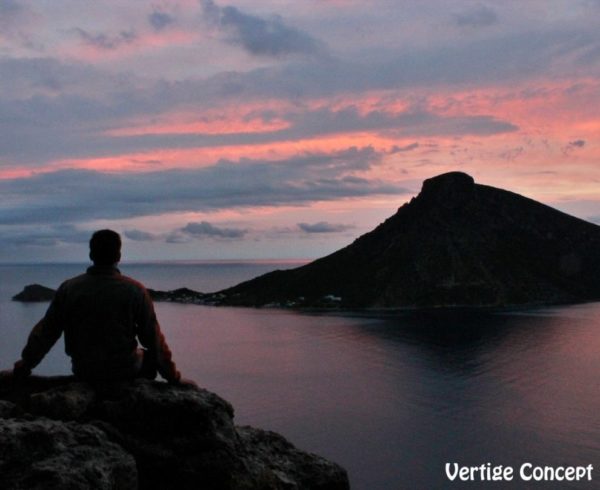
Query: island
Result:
<box><xmin>217</xmin><ymin>171</ymin><xmax>600</xmax><ymax>308</ymax></box>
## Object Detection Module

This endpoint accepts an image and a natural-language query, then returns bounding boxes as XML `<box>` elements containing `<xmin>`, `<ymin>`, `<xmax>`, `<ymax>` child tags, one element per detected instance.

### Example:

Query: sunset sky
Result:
<box><xmin>1</xmin><ymin>0</ymin><xmax>599</xmax><ymax>262</ymax></box>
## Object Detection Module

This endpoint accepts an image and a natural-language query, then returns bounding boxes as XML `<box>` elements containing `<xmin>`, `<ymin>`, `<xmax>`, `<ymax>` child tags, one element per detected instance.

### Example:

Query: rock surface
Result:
<box><xmin>0</xmin><ymin>418</ymin><xmax>138</xmax><ymax>490</ymax></box>
<box><xmin>0</xmin><ymin>375</ymin><xmax>349</xmax><ymax>490</ymax></box>
<box><xmin>217</xmin><ymin>171</ymin><xmax>600</xmax><ymax>308</ymax></box>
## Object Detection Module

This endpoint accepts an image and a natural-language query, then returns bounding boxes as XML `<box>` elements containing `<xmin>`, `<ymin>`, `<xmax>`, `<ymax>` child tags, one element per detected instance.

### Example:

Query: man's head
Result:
<box><xmin>89</xmin><ymin>229</ymin><xmax>121</xmax><ymax>266</ymax></box>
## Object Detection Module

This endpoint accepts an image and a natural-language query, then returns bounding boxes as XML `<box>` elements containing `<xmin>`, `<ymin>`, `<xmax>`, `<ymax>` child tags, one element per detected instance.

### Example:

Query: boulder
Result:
<box><xmin>95</xmin><ymin>380</ymin><xmax>241</xmax><ymax>489</ymax></box>
<box><xmin>0</xmin><ymin>375</ymin><xmax>349</xmax><ymax>490</ymax></box>
<box><xmin>29</xmin><ymin>382</ymin><xmax>96</xmax><ymax>420</ymax></box>
<box><xmin>0</xmin><ymin>418</ymin><xmax>137</xmax><ymax>490</ymax></box>
<box><xmin>0</xmin><ymin>400</ymin><xmax>18</xmax><ymax>418</ymax></box>
<box><xmin>236</xmin><ymin>426</ymin><xmax>350</xmax><ymax>490</ymax></box>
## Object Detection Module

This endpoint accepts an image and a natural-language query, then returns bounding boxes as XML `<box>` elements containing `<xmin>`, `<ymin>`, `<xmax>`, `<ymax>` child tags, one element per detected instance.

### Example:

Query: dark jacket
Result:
<box><xmin>20</xmin><ymin>265</ymin><xmax>181</xmax><ymax>383</ymax></box>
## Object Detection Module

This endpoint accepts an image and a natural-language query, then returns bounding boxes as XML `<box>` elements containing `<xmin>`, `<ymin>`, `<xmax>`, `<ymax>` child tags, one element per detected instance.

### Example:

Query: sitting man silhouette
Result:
<box><xmin>13</xmin><ymin>229</ymin><xmax>182</xmax><ymax>384</ymax></box>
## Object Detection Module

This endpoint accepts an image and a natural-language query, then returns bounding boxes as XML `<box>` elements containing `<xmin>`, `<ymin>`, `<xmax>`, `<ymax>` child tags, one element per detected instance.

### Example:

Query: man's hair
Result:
<box><xmin>89</xmin><ymin>229</ymin><xmax>121</xmax><ymax>266</ymax></box>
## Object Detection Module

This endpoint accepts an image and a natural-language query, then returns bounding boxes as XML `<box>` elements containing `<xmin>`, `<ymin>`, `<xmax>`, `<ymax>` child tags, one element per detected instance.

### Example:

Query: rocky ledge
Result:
<box><xmin>0</xmin><ymin>374</ymin><xmax>349</xmax><ymax>490</ymax></box>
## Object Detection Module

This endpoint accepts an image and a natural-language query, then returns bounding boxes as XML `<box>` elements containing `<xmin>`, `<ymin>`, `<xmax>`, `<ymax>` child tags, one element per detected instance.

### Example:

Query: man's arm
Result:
<box><xmin>136</xmin><ymin>289</ymin><xmax>181</xmax><ymax>383</ymax></box>
<box><xmin>14</xmin><ymin>290</ymin><xmax>65</xmax><ymax>378</ymax></box>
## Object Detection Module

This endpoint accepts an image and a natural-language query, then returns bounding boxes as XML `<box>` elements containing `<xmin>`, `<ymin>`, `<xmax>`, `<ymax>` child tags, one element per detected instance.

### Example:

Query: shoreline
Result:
<box><xmin>12</xmin><ymin>283</ymin><xmax>600</xmax><ymax>315</ymax></box>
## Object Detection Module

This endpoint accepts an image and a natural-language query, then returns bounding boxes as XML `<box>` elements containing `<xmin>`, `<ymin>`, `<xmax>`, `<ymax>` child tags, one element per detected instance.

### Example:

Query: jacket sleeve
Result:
<box><xmin>20</xmin><ymin>286</ymin><xmax>65</xmax><ymax>372</ymax></box>
<box><xmin>136</xmin><ymin>288</ymin><xmax>181</xmax><ymax>383</ymax></box>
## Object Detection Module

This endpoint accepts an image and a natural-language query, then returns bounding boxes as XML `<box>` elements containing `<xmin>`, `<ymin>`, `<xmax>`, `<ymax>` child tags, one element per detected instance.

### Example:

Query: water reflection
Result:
<box><xmin>320</xmin><ymin>306</ymin><xmax>600</xmax><ymax>489</ymax></box>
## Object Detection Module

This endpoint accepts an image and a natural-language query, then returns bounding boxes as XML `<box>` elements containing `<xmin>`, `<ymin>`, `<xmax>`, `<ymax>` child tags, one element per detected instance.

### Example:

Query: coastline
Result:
<box><xmin>12</xmin><ymin>282</ymin><xmax>600</xmax><ymax>314</ymax></box>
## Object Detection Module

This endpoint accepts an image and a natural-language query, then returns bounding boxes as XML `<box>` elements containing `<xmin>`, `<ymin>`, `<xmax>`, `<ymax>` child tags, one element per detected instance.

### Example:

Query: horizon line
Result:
<box><xmin>0</xmin><ymin>258</ymin><xmax>313</xmax><ymax>267</ymax></box>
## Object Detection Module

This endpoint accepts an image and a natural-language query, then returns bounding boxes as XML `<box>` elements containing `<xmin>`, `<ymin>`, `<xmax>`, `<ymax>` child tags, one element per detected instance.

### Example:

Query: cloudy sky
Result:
<box><xmin>1</xmin><ymin>0</ymin><xmax>599</xmax><ymax>262</ymax></box>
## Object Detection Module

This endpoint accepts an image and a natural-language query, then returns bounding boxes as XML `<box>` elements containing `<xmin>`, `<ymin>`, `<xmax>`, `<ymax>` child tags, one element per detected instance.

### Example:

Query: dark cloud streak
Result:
<box><xmin>563</xmin><ymin>139</ymin><xmax>586</xmax><ymax>155</ymax></box>
<box><xmin>74</xmin><ymin>28</ymin><xmax>137</xmax><ymax>50</ymax></box>
<box><xmin>182</xmin><ymin>221</ymin><xmax>247</xmax><ymax>239</ymax></box>
<box><xmin>454</xmin><ymin>5</ymin><xmax>498</xmax><ymax>28</ymax></box>
<box><xmin>0</xmin><ymin>147</ymin><xmax>409</xmax><ymax>225</ymax></box>
<box><xmin>123</xmin><ymin>229</ymin><xmax>159</xmax><ymax>241</ymax></box>
<box><xmin>202</xmin><ymin>0</ymin><xmax>324</xmax><ymax>58</ymax></box>
<box><xmin>148</xmin><ymin>11</ymin><xmax>175</xmax><ymax>31</ymax></box>
<box><xmin>0</xmin><ymin>224</ymin><xmax>90</xmax><ymax>249</ymax></box>
<box><xmin>0</xmin><ymin>0</ymin><xmax>22</xmax><ymax>17</ymax></box>
<box><xmin>298</xmin><ymin>222</ymin><xmax>354</xmax><ymax>233</ymax></box>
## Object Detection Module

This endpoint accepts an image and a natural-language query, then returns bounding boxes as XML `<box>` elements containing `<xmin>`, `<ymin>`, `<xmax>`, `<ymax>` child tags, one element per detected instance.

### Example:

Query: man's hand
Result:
<box><xmin>0</xmin><ymin>361</ymin><xmax>30</xmax><ymax>394</ymax></box>
<box><xmin>0</xmin><ymin>369</ymin><xmax>14</xmax><ymax>394</ymax></box>
<box><xmin>173</xmin><ymin>377</ymin><xmax>198</xmax><ymax>389</ymax></box>
<box><xmin>12</xmin><ymin>360</ymin><xmax>32</xmax><ymax>381</ymax></box>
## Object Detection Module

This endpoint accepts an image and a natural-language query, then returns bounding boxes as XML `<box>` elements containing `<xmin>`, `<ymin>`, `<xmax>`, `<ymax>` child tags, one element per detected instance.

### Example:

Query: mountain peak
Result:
<box><xmin>419</xmin><ymin>171</ymin><xmax>475</xmax><ymax>202</ymax></box>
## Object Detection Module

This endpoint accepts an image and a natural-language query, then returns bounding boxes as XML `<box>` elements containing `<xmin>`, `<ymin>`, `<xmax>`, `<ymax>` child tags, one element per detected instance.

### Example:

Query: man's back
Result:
<box><xmin>15</xmin><ymin>230</ymin><xmax>181</xmax><ymax>384</ymax></box>
<box><xmin>56</xmin><ymin>266</ymin><xmax>150</xmax><ymax>380</ymax></box>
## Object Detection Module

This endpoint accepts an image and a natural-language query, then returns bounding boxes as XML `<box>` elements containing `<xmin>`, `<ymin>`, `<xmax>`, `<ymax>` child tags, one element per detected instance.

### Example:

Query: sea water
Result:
<box><xmin>1</xmin><ymin>262</ymin><xmax>600</xmax><ymax>489</ymax></box>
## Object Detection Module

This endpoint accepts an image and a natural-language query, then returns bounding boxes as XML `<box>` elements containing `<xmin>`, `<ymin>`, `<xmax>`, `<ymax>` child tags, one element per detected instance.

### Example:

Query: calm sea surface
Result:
<box><xmin>1</xmin><ymin>262</ymin><xmax>600</xmax><ymax>489</ymax></box>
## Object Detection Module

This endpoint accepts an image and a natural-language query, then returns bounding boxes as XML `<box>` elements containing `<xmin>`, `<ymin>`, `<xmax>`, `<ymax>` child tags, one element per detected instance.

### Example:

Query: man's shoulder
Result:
<box><xmin>118</xmin><ymin>274</ymin><xmax>149</xmax><ymax>293</ymax></box>
<box><xmin>59</xmin><ymin>272</ymin><xmax>88</xmax><ymax>289</ymax></box>
<box><xmin>60</xmin><ymin>270</ymin><xmax>149</xmax><ymax>296</ymax></box>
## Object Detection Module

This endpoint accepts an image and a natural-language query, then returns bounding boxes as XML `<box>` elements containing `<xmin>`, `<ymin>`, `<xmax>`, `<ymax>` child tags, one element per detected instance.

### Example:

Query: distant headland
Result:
<box><xmin>13</xmin><ymin>171</ymin><xmax>600</xmax><ymax>309</ymax></box>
